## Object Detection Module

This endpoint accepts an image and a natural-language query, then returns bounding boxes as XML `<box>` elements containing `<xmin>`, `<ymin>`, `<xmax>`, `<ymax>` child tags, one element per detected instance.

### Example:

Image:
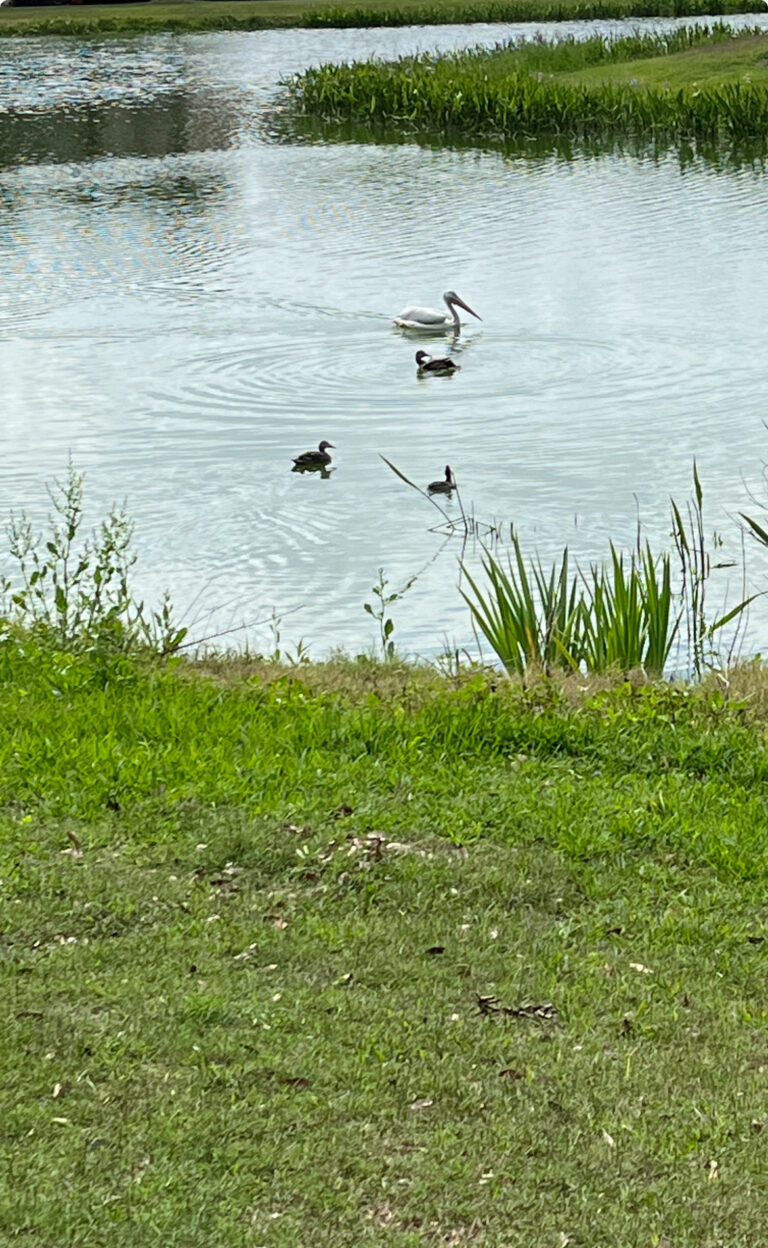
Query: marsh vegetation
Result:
<box><xmin>287</xmin><ymin>24</ymin><xmax>768</xmax><ymax>145</ymax></box>
<box><xmin>0</xmin><ymin>0</ymin><xmax>764</xmax><ymax>38</ymax></box>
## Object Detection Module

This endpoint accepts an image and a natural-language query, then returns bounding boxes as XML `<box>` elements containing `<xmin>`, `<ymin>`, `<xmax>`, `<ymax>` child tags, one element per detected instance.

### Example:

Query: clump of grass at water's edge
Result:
<box><xmin>285</xmin><ymin>24</ymin><xmax>768</xmax><ymax>147</ymax></box>
<box><xmin>0</xmin><ymin>0</ymin><xmax>765</xmax><ymax>39</ymax></box>
<box><xmin>6</xmin><ymin>468</ymin><xmax>768</xmax><ymax>1243</ymax></box>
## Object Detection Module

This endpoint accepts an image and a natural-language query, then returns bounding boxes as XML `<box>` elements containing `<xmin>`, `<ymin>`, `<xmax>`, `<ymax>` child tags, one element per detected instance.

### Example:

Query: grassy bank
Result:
<box><xmin>286</xmin><ymin>23</ymin><xmax>768</xmax><ymax>145</ymax></box>
<box><xmin>0</xmin><ymin>0</ymin><xmax>765</xmax><ymax>39</ymax></box>
<box><xmin>4</xmin><ymin>637</ymin><xmax>768</xmax><ymax>1245</ymax></box>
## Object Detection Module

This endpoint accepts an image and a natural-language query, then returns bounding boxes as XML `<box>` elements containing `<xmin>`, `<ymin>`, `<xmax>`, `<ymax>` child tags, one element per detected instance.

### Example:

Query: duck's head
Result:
<box><xmin>415</xmin><ymin>351</ymin><xmax>431</xmax><ymax>366</ymax></box>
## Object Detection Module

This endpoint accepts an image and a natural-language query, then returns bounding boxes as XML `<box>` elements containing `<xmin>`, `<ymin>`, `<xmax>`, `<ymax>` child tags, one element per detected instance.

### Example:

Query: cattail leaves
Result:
<box><xmin>461</xmin><ymin>535</ymin><xmax>680</xmax><ymax>677</ymax></box>
<box><xmin>462</xmin><ymin>469</ymin><xmax>754</xmax><ymax>678</ymax></box>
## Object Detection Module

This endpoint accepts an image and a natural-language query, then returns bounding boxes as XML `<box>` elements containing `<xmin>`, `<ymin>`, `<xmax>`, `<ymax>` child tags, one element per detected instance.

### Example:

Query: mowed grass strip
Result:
<box><xmin>287</xmin><ymin>24</ymin><xmax>768</xmax><ymax>142</ymax></box>
<box><xmin>0</xmin><ymin>0</ymin><xmax>764</xmax><ymax>39</ymax></box>
<box><xmin>3</xmin><ymin>641</ymin><xmax>768</xmax><ymax>1245</ymax></box>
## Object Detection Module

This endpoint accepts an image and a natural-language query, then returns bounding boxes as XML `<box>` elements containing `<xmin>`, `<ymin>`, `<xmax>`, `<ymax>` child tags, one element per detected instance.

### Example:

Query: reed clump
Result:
<box><xmin>287</xmin><ymin>24</ymin><xmax>768</xmax><ymax>144</ymax></box>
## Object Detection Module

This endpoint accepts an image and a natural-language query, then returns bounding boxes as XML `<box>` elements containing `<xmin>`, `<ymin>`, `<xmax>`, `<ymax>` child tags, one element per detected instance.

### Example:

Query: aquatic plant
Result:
<box><xmin>460</xmin><ymin>470</ymin><xmax>752</xmax><ymax>678</ymax></box>
<box><xmin>461</xmin><ymin>536</ymin><xmax>679</xmax><ymax>676</ymax></box>
<box><xmin>459</xmin><ymin>536</ymin><xmax>581</xmax><ymax>673</ymax></box>
<box><xmin>287</xmin><ymin>25</ymin><xmax>768</xmax><ymax>146</ymax></box>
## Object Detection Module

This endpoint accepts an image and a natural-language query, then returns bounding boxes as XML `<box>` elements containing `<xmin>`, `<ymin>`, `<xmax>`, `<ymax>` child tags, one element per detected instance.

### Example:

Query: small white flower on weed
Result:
<box><xmin>629</xmin><ymin>962</ymin><xmax>652</xmax><ymax>974</ymax></box>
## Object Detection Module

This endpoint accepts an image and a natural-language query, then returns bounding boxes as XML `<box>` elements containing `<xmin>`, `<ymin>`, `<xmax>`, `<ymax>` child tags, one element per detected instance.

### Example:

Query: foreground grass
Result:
<box><xmin>4</xmin><ymin>641</ymin><xmax>768</xmax><ymax>1244</ymax></box>
<box><xmin>0</xmin><ymin>0</ymin><xmax>764</xmax><ymax>39</ymax></box>
<box><xmin>286</xmin><ymin>24</ymin><xmax>768</xmax><ymax>145</ymax></box>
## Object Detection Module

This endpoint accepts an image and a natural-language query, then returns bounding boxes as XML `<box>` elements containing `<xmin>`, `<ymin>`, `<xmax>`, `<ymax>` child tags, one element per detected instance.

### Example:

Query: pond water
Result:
<box><xmin>2</xmin><ymin>16</ymin><xmax>768</xmax><ymax>661</ymax></box>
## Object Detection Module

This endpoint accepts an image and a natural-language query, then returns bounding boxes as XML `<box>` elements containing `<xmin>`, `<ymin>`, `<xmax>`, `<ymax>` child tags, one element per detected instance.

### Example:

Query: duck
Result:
<box><xmin>292</xmin><ymin>440</ymin><xmax>335</xmax><ymax>469</ymax></box>
<box><xmin>416</xmin><ymin>350</ymin><xmax>460</xmax><ymax>375</ymax></box>
<box><xmin>394</xmin><ymin>291</ymin><xmax>481</xmax><ymax>332</ymax></box>
<box><xmin>427</xmin><ymin>465</ymin><xmax>455</xmax><ymax>494</ymax></box>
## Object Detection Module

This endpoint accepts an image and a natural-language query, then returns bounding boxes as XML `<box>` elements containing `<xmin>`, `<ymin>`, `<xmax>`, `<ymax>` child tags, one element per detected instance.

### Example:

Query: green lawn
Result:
<box><xmin>4</xmin><ymin>640</ymin><xmax>768</xmax><ymax>1245</ymax></box>
<box><xmin>562</xmin><ymin>32</ymin><xmax>768</xmax><ymax>86</ymax></box>
<box><xmin>0</xmin><ymin>0</ymin><xmax>764</xmax><ymax>38</ymax></box>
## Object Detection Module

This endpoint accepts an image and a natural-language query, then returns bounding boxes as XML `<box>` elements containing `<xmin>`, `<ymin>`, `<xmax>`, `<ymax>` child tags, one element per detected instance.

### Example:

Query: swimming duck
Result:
<box><xmin>416</xmin><ymin>350</ymin><xmax>460</xmax><ymax>375</ymax></box>
<box><xmin>292</xmin><ymin>440</ymin><xmax>335</xmax><ymax>469</ymax></box>
<box><xmin>427</xmin><ymin>465</ymin><xmax>455</xmax><ymax>494</ymax></box>
<box><xmin>394</xmin><ymin>291</ymin><xmax>482</xmax><ymax>332</ymax></box>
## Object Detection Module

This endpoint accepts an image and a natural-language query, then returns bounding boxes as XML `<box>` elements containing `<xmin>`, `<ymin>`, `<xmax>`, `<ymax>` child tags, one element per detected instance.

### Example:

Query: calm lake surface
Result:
<box><xmin>2</xmin><ymin>16</ymin><xmax>768</xmax><ymax>660</ymax></box>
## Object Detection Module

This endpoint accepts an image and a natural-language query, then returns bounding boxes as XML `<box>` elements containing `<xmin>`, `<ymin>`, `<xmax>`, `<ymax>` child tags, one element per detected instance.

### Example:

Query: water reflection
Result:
<box><xmin>0</xmin><ymin>90</ymin><xmax>244</xmax><ymax>167</ymax></box>
<box><xmin>277</xmin><ymin>110</ymin><xmax>768</xmax><ymax>174</ymax></box>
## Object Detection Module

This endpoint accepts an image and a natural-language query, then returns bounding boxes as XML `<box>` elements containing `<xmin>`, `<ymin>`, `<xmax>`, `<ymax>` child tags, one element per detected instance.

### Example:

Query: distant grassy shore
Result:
<box><xmin>287</xmin><ymin>24</ymin><xmax>768</xmax><ymax>144</ymax></box>
<box><xmin>5</xmin><ymin>638</ymin><xmax>768</xmax><ymax>1245</ymax></box>
<box><xmin>0</xmin><ymin>0</ymin><xmax>764</xmax><ymax>38</ymax></box>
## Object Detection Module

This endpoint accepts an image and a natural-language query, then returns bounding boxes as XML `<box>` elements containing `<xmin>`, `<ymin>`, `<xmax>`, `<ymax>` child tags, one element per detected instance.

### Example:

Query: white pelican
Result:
<box><xmin>427</xmin><ymin>465</ymin><xmax>455</xmax><ymax>494</ymax></box>
<box><xmin>394</xmin><ymin>290</ymin><xmax>481</xmax><ymax>332</ymax></box>
<box><xmin>416</xmin><ymin>350</ymin><xmax>460</xmax><ymax>375</ymax></box>
<box><xmin>292</xmin><ymin>440</ymin><xmax>334</xmax><ymax>468</ymax></box>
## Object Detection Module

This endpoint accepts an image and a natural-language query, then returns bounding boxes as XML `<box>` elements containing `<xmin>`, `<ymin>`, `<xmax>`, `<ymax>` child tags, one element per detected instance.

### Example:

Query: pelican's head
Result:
<box><xmin>443</xmin><ymin>291</ymin><xmax>482</xmax><ymax>321</ymax></box>
<box><xmin>415</xmin><ymin>351</ymin><xmax>432</xmax><ymax>366</ymax></box>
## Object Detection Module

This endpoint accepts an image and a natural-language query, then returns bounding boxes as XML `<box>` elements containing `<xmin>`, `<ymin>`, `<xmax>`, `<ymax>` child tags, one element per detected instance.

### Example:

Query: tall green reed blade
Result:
<box><xmin>672</xmin><ymin>464</ymin><xmax>754</xmax><ymax>677</ymax></box>
<box><xmin>640</xmin><ymin>542</ymin><xmax>678</xmax><ymax>675</ymax></box>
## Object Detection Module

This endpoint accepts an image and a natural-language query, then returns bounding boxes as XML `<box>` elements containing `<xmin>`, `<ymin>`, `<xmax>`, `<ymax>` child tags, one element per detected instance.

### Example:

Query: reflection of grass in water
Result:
<box><xmin>0</xmin><ymin>0</ymin><xmax>765</xmax><ymax>37</ymax></box>
<box><xmin>274</xmin><ymin>104</ymin><xmax>768</xmax><ymax>170</ymax></box>
<box><xmin>287</xmin><ymin>25</ymin><xmax>768</xmax><ymax>144</ymax></box>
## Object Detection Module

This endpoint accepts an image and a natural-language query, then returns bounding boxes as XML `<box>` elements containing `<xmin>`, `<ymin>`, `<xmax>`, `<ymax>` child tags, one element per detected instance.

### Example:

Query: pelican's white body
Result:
<box><xmin>394</xmin><ymin>290</ymin><xmax>481</xmax><ymax>332</ymax></box>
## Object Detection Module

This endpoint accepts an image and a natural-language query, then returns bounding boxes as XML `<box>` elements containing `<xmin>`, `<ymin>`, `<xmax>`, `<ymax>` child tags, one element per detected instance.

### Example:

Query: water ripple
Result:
<box><xmin>3</xmin><ymin>21</ymin><xmax>768</xmax><ymax>655</ymax></box>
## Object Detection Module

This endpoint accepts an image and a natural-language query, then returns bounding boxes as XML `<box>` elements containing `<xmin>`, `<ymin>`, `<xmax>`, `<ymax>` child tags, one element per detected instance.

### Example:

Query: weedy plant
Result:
<box><xmin>0</xmin><ymin>463</ymin><xmax>186</xmax><ymax>656</ymax></box>
<box><xmin>364</xmin><ymin>566</ymin><xmax>416</xmax><ymax>659</ymax></box>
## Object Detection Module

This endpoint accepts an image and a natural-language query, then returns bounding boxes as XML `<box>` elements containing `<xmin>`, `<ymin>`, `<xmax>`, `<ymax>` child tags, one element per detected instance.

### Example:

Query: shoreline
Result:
<box><xmin>0</xmin><ymin>0</ymin><xmax>765</xmax><ymax>39</ymax></box>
